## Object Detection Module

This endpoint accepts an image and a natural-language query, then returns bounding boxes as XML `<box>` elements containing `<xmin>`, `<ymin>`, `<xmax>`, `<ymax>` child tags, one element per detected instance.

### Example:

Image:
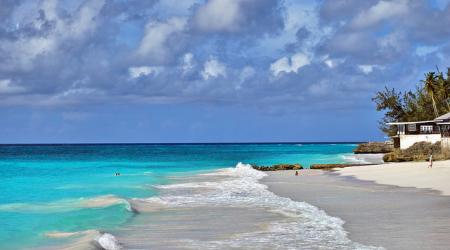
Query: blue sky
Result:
<box><xmin>1</xmin><ymin>0</ymin><xmax>450</xmax><ymax>143</ymax></box>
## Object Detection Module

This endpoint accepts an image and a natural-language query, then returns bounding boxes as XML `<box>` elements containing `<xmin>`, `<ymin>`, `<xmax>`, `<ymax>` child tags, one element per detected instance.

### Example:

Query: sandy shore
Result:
<box><xmin>263</xmin><ymin>169</ymin><xmax>450</xmax><ymax>250</ymax></box>
<box><xmin>337</xmin><ymin>160</ymin><xmax>450</xmax><ymax>196</ymax></box>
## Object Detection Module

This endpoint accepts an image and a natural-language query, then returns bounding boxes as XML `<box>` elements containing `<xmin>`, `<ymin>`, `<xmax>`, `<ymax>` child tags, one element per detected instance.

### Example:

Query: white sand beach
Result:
<box><xmin>337</xmin><ymin>160</ymin><xmax>450</xmax><ymax>196</ymax></box>
<box><xmin>263</xmin><ymin>168</ymin><xmax>450</xmax><ymax>249</ymax></box>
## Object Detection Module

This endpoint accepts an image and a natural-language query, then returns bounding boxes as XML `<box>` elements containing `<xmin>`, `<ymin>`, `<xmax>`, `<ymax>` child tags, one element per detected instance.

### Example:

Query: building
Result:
<box><xmin>388</xmin><ymin>112</ymin><xmax>450</xmax><ymax>149</ymax></box>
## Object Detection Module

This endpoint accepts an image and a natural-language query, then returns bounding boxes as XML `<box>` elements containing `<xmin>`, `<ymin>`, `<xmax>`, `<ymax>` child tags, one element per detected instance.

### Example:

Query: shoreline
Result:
<box><xmin>262</xmin><ymin>169</ymin><xmax>450</xmax><ymax>249</ymax></box>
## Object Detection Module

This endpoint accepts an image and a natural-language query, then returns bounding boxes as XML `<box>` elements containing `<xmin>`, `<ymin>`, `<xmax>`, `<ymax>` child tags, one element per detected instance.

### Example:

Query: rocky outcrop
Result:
<box><xmin>353</xmin><ymin>142</ymin><xmax>393</xmax><ymax>154</ymax></box>
<box><xmin>383</xmin><ymin>141</ymin><xmax>450</xmax><ymax>162</ymax></box>
<box><xmin>310</xmin><ymin>164</ymin><xmax>373</xmax><ymax>169</ymax></box>
<box><xmin>252</xmin><ymin>163</ymin><xmax>303</xmax><ymax>171</ymax></box>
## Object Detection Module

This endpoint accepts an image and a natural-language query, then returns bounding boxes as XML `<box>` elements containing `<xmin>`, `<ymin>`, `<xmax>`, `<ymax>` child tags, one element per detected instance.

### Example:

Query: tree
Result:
<box><xmin>373</xmin><ymin>68</ymin><xmax>450</xmax><ymax>136</ymax></box>
<box><xmin>372</xmin><ymin>87</ymin><xmax>405</xmax><ymax>136</ymax></box>
<box><xmin>422</xmin><ymin>72</ymin><xmax>440</xmax><ymax>117</ymax></box>
<box><xmin>437</xmin><ymin>68</ymin><xmax>450</xmax><ymax>112</ymax></box>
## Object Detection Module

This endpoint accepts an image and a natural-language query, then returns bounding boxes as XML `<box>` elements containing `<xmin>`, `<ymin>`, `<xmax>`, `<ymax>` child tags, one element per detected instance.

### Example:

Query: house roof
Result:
<box><xmin>387</xmin><ymin>120</ymin><xmax>435</xmax><ymax>125</ymax></box>
<box><xmin>434</xmin><ymin>112</ymin><xmax>450</xmax><ymax>121</ymax></box>
<box><xmin>387</xmin><ymin>111</ymin><xmax>450</xmax><ymax>125</ymax></box>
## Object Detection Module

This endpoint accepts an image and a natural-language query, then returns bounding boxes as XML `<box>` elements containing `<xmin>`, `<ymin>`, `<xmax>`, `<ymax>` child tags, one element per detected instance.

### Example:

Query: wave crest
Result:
<box><xmin>135</xmin><ymin>162</ymin><xmax>381</xmax><ymax>249</ymax></box>
<box><xmin>0</xmin><ymin>195</ymin><xmax>134</xmax><ymax>213</ymax></box>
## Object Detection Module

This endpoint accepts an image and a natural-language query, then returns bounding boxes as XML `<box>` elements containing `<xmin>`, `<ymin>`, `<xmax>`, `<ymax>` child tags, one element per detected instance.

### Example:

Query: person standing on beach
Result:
<box><xmin>428</xmin><ymin>152</ymin><xmax>433</xmax><ymax>168</ymax></box>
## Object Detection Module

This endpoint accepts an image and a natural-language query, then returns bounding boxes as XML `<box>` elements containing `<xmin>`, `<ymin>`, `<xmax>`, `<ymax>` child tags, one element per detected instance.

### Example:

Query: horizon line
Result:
<box><xmin>0</xmin><ymin>141</ymin><xmax>365</xmax><ymax>146</ymax></box>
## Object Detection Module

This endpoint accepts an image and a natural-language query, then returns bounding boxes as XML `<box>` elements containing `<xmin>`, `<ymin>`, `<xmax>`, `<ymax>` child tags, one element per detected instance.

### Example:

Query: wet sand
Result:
<box><xmin>263</xmin><ymin>170</ymin><xmax>450</xmax><ymax>250</ymax></box>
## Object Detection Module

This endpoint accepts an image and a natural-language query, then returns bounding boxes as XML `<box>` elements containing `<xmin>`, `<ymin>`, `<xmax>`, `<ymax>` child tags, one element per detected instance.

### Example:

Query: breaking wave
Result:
<box><xmin>0</xmin><ymin>195</ymin><xmax>134</xmax><ymax>213</ymax></box>
<box><xmin>44</xmin><ymin>230</ymin><xmax>121</xmax><ymax>250</ymax></box>
<box><xmin>341</xmin><ymin>153</ymin><xmax>385</xmax><ymax>164</ymax></box>
<box><xmin>135</xmin><ymin>162</ymin><xmax>383</xmax><ymax>249</ymax></box>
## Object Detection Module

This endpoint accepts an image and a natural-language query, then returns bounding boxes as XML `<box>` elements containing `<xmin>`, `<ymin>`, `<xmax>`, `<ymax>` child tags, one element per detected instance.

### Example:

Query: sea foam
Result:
<box><xmin>97</xmin><ymin>233</ymin><xmax>121</xmax><ymax>250</ymax></box>
<box><xmin>138</xmin><ymin>162</ymin><xmax>383</xmax><ymax>249</ymax></box>
<box><xmin>0</xmin><ymin>195</ymin><xmax>134</xmax><ymax>213</ymax></box>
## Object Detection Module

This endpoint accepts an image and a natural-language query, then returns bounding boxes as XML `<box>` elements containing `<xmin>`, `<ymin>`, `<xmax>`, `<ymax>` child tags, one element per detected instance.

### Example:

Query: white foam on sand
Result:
<box><xmin>0</xmin><ymin>195</ymin><xmax>134</xmax><ymax>213</ymax></box>
<box><xmin>138</xmin><ymin>162</ymin><xmax>383</xmax><ymax>249</ymax></box>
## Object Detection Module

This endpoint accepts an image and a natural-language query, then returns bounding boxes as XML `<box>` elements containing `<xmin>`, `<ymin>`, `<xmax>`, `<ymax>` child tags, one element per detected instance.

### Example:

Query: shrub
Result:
<box><xmin>383</xmin><ymin>142</ymin><xmax>450</xmax><ymax>162</ymax></box>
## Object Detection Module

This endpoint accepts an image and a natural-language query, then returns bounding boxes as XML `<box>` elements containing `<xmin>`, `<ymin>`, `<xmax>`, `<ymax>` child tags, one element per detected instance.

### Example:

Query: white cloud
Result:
<box><xmin>0</xmin><ymin>0</ymin><xmax>105</xmax><ymax>72</ymax></box>
<box><xmin>182</xmin><ymin>53</ymin><xmax>195</xmax><ymax>74</ymax></box>
<box><xmin>128</xmin><ymin>66</ymin><xmax>163</xmax><ymax>78</ymax></box>
<box><xmin>0</xmin><ymin>79</ymin><xmax>25</xmax><ymax>94</ymax></box>
<box><xmin>324</xmin><ymin>59</ymin><xmax>334</xmax><ymax>68</ymax></box>
<box><xmin>254</xmin><ymin>1</ymin><xmax>331</xmax><ymax>59</ymax></box>
<box><xmin>201</xmin><ymin>58</ymin><xmax>227</xmax><ymax>80</ymax></box>
<box><xmin>270</xmin><ymin>53</ymin><xmax>310</xmax><ymax>77</ymax></box>
<box><xmin>351</xmin><ymin>0</ymin><xmax>409</xmax><ymax>28</ymax></box>
<box><xmin>193</xmin><ymin>0</ymin><xmax>242</xmax><ymax>32</ymax></box>
<box><xmin>61</xmin><ymin>88</ymin><xmax>98</xmax><ymax>97</ymax></box>
<box><xmin>358</xmin><ymin>64</ymin><xmax>384</xmax><ymax>74</ymax></box>
<box><xmin>235</xmin><ymin>66</ymin><xmax>256</xmax><ymax>90</ymax></box>
<box><xmin>377</xmin><ymin>31</ymin><xmax>407</xmax><ymax>57</ymax></box>
<box><xmin>416</xmin><ymin>45</ymin><xmax>439</xmax><ymax>57</ymax></box>
<box><xmin>136</xmin><ymin>17</ymin><xmax>186</xmax><ymax>62</ymax></box>
<box><xmin>358</xmin><ymin>65</ymin><xmax>374</xmax><ymax>74</ymax></box>
<box><xmin>68</xmin><ymin>0</ymin><xmax>106</xmax><ymax>38</ymax></box>
<box><xmin>322</xmin><ymin>55</ymin><xmax>345</xmax><ymax>68</ymax></box>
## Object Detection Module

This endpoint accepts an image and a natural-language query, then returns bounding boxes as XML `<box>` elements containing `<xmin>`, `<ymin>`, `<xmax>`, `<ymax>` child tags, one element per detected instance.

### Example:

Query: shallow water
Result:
<box><xmin>110</xmin><ymin>164</ymin><xmax>381</xmax><ymax>249</ymax></box>
<box><xmin>0</xmin><ymin>143</ymin><xmax>366</xmax><ymax>249</ymax></box>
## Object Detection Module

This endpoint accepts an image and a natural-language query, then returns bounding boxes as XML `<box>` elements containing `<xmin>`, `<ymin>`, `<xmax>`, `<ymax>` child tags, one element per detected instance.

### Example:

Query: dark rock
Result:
<box><xmin>353</xmin><ymin>142</ymin><xmax>393</xmax><ymax>154</ymax></box>
<box><xmin>252</xmin><ymin>163</ymin><xmax>303</xmax><ymax>171</ymax></box>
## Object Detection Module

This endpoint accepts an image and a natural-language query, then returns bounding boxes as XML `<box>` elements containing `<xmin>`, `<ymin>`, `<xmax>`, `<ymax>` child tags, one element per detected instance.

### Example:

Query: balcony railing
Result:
<box><xmin>402</xmin><ymin>130</ymin><xmax>441</xmax><ymax>135</ymax></box>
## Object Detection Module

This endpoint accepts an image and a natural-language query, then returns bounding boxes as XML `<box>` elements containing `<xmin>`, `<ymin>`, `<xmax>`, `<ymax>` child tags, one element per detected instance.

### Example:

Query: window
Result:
<box><xmin>420</xmin><ymin>125</ymin><xmax>433</xmax><ymax>133</ymax></box>
<box><xmin>407</xmin><ymin>124</ymin><xmax>416</xmax><ymax>132</ymax></box>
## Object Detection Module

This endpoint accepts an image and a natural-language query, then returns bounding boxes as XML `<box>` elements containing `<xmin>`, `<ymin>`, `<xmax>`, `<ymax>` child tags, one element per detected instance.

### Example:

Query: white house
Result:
<box><xmin>388</xmin><ymin>112</ymin><xmax>450</xmax><ymax>149</ymax></box>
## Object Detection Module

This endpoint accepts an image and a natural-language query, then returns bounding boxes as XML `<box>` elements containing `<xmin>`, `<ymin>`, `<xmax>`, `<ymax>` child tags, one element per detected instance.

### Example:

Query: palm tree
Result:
<box><xmin>437</xmin><ymin>72</ymin><xmax>450</xmax><ymax>112</ymax></box>
<box><xmin>422</xmin><ymin>72</ymin><xmax>440</xmax><ymax>117</ymax></box>
<box><xmin>435</xmin><ymin>68</ymin><xmax>450</xmax><ymax>112</ymax></box>
<box><xmin>444</xmin><ymin>68</ymin><xmax>450</xmax><ymax>111</ymax></box>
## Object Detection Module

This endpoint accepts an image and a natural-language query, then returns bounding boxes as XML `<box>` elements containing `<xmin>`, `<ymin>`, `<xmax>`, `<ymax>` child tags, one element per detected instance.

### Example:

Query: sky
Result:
<box><xmin>1</xmin><ymin>0</ymin><xmax>450</xmax><ymax>143</ymax></box>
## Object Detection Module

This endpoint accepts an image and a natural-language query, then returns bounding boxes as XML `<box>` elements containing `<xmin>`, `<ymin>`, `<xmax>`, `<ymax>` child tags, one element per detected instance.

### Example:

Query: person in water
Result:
<box><xmin>295</xmin><ymin>171</ymin><xmax>299</xmax><ymax>176</ymax></box>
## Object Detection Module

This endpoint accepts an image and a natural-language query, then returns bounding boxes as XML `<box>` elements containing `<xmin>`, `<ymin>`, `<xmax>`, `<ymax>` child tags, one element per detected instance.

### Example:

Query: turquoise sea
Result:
<box><xmin>0</xmin><ymin>143</ymin><xmax>365</xmax><ymax>249</ymax></box>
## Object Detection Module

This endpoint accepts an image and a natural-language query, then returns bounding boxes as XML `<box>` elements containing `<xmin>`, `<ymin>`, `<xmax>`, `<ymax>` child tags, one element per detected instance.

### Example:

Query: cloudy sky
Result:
<box><xmin>1</xmin><ymin>0</ymin><xmax>450</xmax><ymax>143</ymax></box>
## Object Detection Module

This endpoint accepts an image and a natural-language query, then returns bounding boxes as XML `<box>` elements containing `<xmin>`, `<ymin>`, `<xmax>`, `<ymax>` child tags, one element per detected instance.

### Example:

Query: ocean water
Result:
<box><xmin>0</xmin><ymin>143</ymin><xmax>380</xmax><ymax>249</ymax></box>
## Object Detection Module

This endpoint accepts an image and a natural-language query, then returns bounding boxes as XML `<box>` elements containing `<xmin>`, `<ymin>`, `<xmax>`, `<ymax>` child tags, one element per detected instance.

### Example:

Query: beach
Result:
<box><xmin>263</xmin><ymin>163</ymin><xmax>450</xmax><ymax>250</ymax></box>
<box><xmin>337</xmin><ymin>160</ymin><xmax>450</xmax><ymax>196</ymax></box>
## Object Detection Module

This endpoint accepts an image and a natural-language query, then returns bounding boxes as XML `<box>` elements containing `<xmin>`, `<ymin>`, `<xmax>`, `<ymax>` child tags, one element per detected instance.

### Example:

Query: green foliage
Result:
<box><xmin>373</xmin><ymin>68</ymin><xmax>450</xmax><ymax>136</ymax></box>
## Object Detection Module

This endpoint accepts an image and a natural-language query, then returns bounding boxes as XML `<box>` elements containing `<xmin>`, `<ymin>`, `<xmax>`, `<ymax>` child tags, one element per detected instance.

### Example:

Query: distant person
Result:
<box><xmin>428</xmin><ymin>153</ymin><xmax>433</xmax><ymax>168</ymax></box>
<box><xmin>295</xmin><ymin>171</ymin><xmax>299</xmax><ymax>176</ymax></box>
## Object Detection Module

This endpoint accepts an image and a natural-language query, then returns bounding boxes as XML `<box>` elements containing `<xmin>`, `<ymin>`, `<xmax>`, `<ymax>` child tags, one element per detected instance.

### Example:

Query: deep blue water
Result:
<box><xmin>0</xmin><ymin>143</ymin><xmax>358</xmax><ymax>249</ymax></box>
